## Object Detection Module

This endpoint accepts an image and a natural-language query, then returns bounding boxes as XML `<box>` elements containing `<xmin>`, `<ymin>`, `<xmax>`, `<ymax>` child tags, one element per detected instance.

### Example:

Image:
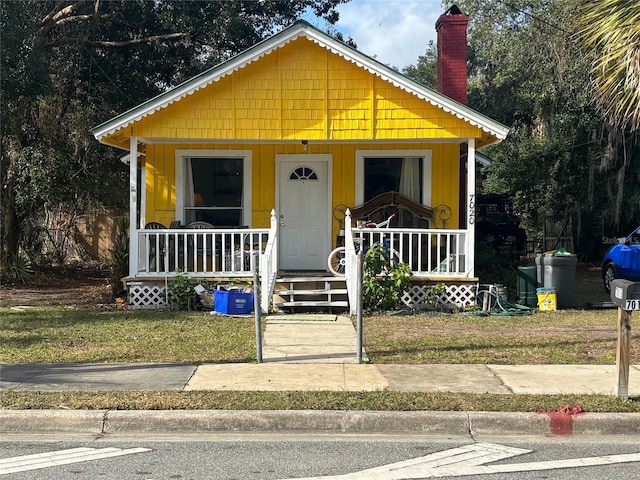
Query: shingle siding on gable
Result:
<box><xmin>131</xmin><ymin>37</ymin><xmax>479</xmax><ymax>142</ymax></box>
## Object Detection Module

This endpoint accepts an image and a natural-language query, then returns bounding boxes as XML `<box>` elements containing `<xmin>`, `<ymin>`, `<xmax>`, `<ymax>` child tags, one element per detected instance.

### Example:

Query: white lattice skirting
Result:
<box><xmin>401</xmin><ymin>283</ymin><xmax>478</xmax><ymax>309</ymax></box>
<box><xmin>127</xmin><ymin>280</ymin><xmax>477</xmax><ymax>310</ymax></box>
<box><xmin>128</xmin><ymin>282</ymin><xmax>173</xmax><ymax>309</ymax></box>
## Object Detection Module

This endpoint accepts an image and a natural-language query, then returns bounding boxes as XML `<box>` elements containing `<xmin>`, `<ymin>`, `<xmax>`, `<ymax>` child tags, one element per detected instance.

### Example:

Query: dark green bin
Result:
<box><xmin>517</xmin><ymin>266</ymin><xmax>538</xmax><ymax>308</ymax></box>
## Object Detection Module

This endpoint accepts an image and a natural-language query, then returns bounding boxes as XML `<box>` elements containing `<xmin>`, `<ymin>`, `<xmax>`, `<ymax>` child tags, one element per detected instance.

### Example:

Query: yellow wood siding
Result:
<box><xmin>145</xmin><ymin>143</ymin><xmax>460</xmax><ymax>243</ymax></box>
<box><xmin>129</xmin><ymin>37</ymin><xmax>480</xmax><ymax>143</ymax></box>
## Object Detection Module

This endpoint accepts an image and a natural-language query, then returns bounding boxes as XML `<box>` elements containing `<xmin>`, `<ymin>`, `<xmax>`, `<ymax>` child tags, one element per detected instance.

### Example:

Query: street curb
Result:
<box><xmin>573</xmin><ymin>412</ymin><xmax>640</xmax><ymax>435</ymax></box>
<box><xmin>2</xmin><ymin>410</ymin><xmax>640</xmax><ymax>437</ymax></box>
<box><xmin>0</xmin><ymin>409</ymin><xmax>107</xmax><ymax>433</ymax></box>
<box><xmin>104</xmin><ymin>411</ymin><xmax>471</xmax><ymax>435</ymax></box>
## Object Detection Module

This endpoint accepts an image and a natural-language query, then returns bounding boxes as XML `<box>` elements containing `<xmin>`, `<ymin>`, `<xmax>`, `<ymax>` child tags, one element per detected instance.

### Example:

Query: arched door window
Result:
<box><xmin>289</xmin><ymin>166</ymin><xmax>319</xmax><ymax>181</ymax></box>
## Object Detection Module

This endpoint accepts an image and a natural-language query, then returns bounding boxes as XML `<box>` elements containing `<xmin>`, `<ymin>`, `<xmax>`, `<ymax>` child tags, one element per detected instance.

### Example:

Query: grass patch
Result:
<box><xmin>366</xmin><ymin>334</ymin><xmax>620</xmax><ymax>364</ymax></box>
<box><xmin>1</xmin><ymin>390</ymin><xmax>638</xmax><ymax>412</ymax></box>
<box><xmin>0</xmin><ymin>308</ymin><xmax>255</xmax><ymax>364</ymax></box>
<box><xmin>2</xmin><ymin>306</ymin><xmax>637</xmax><ymax>365</ymax></box>
<box><xmin>363</xmin><ymin>310</ymin><xmax>639</xmax><ymax>365</ymax></box>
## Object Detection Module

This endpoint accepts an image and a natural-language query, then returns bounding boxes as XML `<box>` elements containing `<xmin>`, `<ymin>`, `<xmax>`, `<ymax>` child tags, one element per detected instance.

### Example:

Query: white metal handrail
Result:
<box><xmin>344</xmin><ymin>209</ymin><xmax>358</xmax><ymax>312</ymax></box>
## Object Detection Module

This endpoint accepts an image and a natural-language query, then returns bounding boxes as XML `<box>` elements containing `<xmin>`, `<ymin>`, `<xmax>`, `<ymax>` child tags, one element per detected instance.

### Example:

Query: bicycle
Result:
<box><xmin>327</xmin><ymin>213</ymin><xmax>401</xmax><ymax>276</ymax></box>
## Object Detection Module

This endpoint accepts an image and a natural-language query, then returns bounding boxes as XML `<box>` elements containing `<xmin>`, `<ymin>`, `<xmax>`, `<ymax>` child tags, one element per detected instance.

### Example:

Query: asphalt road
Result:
<box><xmin>2</xmin><ymin>433</ymin><xmax>640</xmax><ymax>479</ymax></box>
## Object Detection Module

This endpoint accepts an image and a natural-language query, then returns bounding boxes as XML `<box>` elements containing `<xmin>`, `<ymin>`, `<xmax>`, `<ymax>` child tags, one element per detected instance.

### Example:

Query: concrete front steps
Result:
<box><xmin>272</xmin><ymin>274</ymin><xmax>348</xmax><ymax>313</ymax></box>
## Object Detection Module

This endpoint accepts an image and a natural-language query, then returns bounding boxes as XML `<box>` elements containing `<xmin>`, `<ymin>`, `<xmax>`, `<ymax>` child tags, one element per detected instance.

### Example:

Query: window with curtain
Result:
<box><xmin>364</xmin><ymin>157</ymin><xmax>423</xmax><ymax>203</ymax></box>
<box><xmin>184</xmin><ymin>157</ymin><xmax>243</xmax><ymax>226</ymax></box>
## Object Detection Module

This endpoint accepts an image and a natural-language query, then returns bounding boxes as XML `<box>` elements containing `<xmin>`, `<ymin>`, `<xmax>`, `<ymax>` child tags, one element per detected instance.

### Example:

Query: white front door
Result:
<box><xmin>277</xmin><ymin>155</ymin><xmax>331</xmax><ymax>270</ymax></box>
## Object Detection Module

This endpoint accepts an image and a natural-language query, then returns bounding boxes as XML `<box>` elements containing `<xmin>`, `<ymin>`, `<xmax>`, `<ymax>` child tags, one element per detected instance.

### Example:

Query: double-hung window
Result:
<box><xmin>356</xmin><ymin>150</ymin><xmax>432</xmax><ymax>206</ymax></box>
<box><xmin>176</xmin><ymin>150</ymin><xmax>252</xmax><ymax>226</ymax></box>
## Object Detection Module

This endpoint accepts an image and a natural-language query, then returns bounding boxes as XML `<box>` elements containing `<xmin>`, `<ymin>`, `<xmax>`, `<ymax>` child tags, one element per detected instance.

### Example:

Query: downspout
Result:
<box><xmin>466</xmin><ymin>138</ymin><xmax>476</xmax><ymax>277</ymax></box>
<box><xmin>129</xmin><ymin>137</ymin><xmax>139</xmax><ymax>277</ymax></box>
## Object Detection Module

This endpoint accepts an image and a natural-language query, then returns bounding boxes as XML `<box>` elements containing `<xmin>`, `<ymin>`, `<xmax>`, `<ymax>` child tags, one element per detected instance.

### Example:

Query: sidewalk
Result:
<box><xmin>2</xmin><ymin>361</ymin><xmax>639</xmax><ymax>395</ymax></box>
<box><xmin>1</xmin><ymin>314</ymin><xmax>638</xmax><ymax>396</ymax></box>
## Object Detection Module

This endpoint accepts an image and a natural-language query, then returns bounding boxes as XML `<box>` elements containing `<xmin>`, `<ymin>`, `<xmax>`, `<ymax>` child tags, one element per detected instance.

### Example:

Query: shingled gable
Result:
<box><xmin>91</xmin><ymin>20</ymin><xmax>508</xmax><ymax>147</ymax></box>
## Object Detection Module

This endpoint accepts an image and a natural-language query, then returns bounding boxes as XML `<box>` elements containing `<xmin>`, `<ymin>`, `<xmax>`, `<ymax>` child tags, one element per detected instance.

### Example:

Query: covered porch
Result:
<box><xmin>128</xmin><ymin>207</ymin><xmax>476</xmax><ymax>312</ymax></box>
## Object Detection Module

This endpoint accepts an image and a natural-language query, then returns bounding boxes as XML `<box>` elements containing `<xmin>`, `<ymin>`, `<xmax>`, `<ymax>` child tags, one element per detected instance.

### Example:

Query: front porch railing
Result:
<box><xmin>343</xmin><ymin>209</ymin><xmax>470</xmax><ymax>312</ymax></box>
<box><xmin>136</xmin><ymin>211</ymin><xmax>279</xmax><ymax>313</ymax></box>
<box><xmin>133</xmin><ymin>209</ymin><xmax>471</xmax><ymax>312</ymax></box>
<box><xmin>137</xmin><ymin>227</ymin><xmax>271</xmax><ymax>278</ymax></box>
<box><xmin>355</xmin><ymin>227</ymin><xmax>469</xmax><ymax>276</ymax></box>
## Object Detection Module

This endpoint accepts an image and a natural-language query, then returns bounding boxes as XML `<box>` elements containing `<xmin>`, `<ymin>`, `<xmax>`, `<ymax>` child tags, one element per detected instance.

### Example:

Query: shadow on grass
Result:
<box><xmin>1</xmin><ymin>335</ymin><xmax>46</xmax><ymax>348</ymax></box>
<box><xmin>366</xmin><ymin>334</ymin><xmax>639</xmax><ymax>363</ymax></box>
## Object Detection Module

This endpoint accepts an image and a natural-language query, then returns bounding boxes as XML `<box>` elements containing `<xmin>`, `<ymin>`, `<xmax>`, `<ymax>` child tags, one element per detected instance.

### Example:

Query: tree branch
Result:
<box><xmin>47</xmin><ymin>32</ymin><xmax>193</xmax><ymax>48</ymax></box>
<box><xmin>40</xmin><ymin>1</ymin><xmax>93</xmax><ymax>37</ymax></box>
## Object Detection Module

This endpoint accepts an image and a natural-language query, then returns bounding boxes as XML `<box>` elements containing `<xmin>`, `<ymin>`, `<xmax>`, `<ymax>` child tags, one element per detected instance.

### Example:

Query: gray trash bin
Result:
<box><xmin>535</xmin><ymin>253</ymin><xmax>577</xmax><ymax>309</ymax></box>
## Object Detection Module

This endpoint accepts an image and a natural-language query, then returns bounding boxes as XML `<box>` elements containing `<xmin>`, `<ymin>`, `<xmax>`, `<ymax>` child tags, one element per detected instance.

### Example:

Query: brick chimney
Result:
<box><xmin>436</xmin><ymin>5</ymin><xmax>469</xmax><ymax>105</ymax></box>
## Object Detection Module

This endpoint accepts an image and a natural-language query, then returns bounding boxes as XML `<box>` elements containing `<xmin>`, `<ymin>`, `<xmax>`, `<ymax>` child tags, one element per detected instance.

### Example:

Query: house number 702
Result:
<box><xmin>468</xmin><ymin>193</ymin><xmax>475</xmax><ymax>225</ymax></box>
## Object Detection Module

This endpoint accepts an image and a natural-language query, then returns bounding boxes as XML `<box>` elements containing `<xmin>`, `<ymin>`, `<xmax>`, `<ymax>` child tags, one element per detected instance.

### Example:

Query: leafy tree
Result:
<box><xmin>448</xmin><ymin>0</ymin><xmax>639</xmax><ymax>254</ymax></box>
<box><xmin>0</xmin><ymin>0</ymin><xmax>347</xmax><ymax>275</ymax></box>
<box><xmin>402</xmin><ymin>41</ymin><xmax>437</xmax><ymax>89</ymax></box>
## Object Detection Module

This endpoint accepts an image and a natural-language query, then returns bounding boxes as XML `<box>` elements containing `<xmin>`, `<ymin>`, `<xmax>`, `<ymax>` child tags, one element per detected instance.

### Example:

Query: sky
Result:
<box><xmin>303</xmin><ymin>0</ymin><xmax>445</xmax><ymax>69</ymax></box>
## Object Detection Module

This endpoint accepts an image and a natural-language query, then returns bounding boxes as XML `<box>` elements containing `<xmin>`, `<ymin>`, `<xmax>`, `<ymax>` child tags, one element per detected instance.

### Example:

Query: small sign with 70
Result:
<box><xmin>624</xmin><ymin>299</ymin><xmax>640</xmax><ymax>310</ymax></box>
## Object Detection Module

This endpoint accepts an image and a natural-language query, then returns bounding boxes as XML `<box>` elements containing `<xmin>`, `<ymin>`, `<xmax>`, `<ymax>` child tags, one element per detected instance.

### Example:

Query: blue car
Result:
<box><xmin>602</xmin><ymin>226</ymin><xmax>640</xmax><ymax>294</ymax></box>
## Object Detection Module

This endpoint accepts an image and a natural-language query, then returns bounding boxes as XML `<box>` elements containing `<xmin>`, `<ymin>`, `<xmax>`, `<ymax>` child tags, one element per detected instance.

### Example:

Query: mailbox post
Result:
<box><xmin>610</xmin><ymin>279</ymin><xmax>640</xmax><ymax>400</ymax></box>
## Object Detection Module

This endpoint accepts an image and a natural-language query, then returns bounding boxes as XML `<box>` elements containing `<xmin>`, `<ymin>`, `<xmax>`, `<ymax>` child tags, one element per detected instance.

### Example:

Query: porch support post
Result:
<box><xmin>140</xmin><ymin>163</ymin><xmax>146</xmax><ymax>229</ymax></box>
<box><xmin>129</xmin><ymin>137</ymin><xmax>139</xmax><ymax>277</ymax></box>
<box><xmin>466</xmin><ymin>138</ymin><xmax>476</xmax><ymax>277</ymax></box>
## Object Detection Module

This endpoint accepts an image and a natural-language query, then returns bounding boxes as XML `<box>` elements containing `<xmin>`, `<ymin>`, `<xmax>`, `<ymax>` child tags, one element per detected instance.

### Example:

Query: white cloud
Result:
<box><xmin>334</xmin><ymin>0</ymin><xmax>443</xmax><ymax>69</ymax></box>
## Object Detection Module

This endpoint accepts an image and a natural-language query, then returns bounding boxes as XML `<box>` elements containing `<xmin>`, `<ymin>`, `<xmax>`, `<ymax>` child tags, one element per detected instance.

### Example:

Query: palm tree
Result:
<box><xmin>575</xmin><ymin>1</ymin><xmax>640</xmax><ymax>132</ymax></box>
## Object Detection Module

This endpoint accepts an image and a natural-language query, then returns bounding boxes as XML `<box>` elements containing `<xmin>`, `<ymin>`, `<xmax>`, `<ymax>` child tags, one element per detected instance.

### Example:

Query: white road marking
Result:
<box><xmin>284</xmin><ymin>442</ymin><xmax>640</xmax><ymax>479</ymax></box>
<box><xmin>0</xmin><ymin>447</ymin><xmax>151</xmax><ymax>475</ymax></box>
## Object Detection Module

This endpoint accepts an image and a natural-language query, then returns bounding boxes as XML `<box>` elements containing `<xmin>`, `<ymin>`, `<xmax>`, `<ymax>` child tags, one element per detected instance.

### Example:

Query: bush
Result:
<box><xmin>169</xmin><ymin>273</ymin><xmax>212</xmax><ymax>310</ymax></box>
<box><xmin>362</xmin><ymin>243</ymin><xmax>413</xmax><ymax>311</ymax></box>
<box><xmin>5</xmin><ymin>255</ymin><xmax>34</xmax><ymax>283</ymax></box>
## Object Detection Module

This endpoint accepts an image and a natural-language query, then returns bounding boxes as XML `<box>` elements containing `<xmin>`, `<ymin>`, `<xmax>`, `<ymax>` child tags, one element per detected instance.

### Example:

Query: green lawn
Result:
<box><xmin>1</xmin><ymin>305</ymin><xmax>636</xmax><ymax>365</ymax></box>
<box><xmin>1</xmin><ymin>390</ymin><xmax>638</xmax><ymax>413</ymax></box>
<box><xmin>363</xmin><ymin>309</ymin><xmax>638</xmax><ymax>365</ymax></box>
<box><xmin>1</xmin><ymin>307</ymin><xmax>255</xmax><ymax>364</ymax></box>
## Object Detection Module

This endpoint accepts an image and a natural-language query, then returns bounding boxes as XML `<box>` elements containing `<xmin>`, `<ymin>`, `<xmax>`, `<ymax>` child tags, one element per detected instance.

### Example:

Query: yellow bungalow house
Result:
<box><xmin>92</xmin><ymin>11</ymin><xmax>508</xmax><ymax>311</ymax></box>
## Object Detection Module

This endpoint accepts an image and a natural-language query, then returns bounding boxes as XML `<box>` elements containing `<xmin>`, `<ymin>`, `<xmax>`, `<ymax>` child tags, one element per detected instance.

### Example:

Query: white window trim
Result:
<box><xmin>175</xmin><ymin>149</ymin><xmax>252</xmax><ymax>226</ymax></box>
<box><xmin>355</xmin><ymin>149</ymin><xmax>432</xmax><ymax>206</ymax></box>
